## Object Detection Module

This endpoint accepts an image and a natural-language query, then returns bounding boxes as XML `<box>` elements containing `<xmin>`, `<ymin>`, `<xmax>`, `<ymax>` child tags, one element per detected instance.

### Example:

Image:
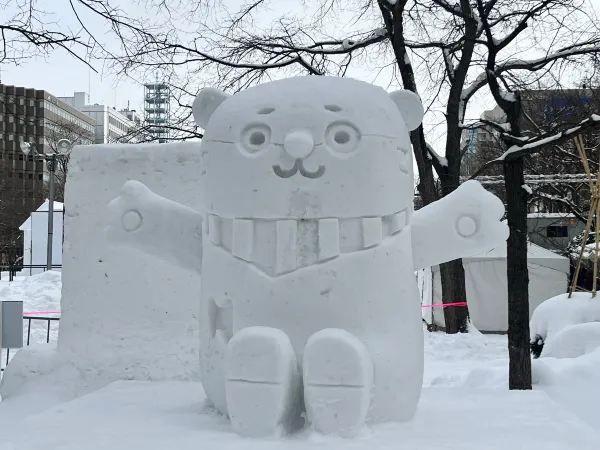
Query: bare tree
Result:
<box><xmin>1</xmin><ymin>0</ymin><xmax>171</xmax><ymax>72</ymax></box>
<box><xmin>7</xmin><ymin>0</ymin><xmax>600</xmax><ymax>382</ymax></box>
<box><xmin>2</xmin><ymin>0</ymin><xmax>95</xmax><ymax>69</ymax></box>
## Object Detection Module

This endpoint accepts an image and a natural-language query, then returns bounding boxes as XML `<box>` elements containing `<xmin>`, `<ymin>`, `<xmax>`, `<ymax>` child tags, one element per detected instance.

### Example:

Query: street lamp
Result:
<box><xmin>20</xmin><ymin>139</ymin><xmax>72</xmax><ymax>271</ymax></box>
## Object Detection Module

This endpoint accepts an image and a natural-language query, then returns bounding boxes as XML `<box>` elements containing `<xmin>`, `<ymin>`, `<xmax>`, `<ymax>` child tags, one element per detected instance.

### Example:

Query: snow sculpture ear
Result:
<box><xmin>192</xmin><ymin>88</ymin><xmax>230</xmax><ymax>128</ymax></box>
<box><xmin>389</xmin><ymin>90</ymin><xmax>424</xmax><ymax>131</ymax></box>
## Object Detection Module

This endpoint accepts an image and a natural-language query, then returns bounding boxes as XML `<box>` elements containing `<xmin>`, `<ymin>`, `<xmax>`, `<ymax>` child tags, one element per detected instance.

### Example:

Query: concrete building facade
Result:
<box><xmin>58</xmin><ymin>92</ymin><xmax>137</xmax><ymax>143</ymax></box>
<box><xmin>0</xmin><ymin>84</ymin><xmax>95</xmax><ymax>264</ymax></box>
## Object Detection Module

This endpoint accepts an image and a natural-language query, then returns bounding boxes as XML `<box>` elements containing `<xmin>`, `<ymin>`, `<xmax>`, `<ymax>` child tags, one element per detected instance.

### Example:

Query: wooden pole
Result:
<box><xmin>570</xmin><ymin>135</ymin><xmax>600</xmax><ymax>297</ymax></box>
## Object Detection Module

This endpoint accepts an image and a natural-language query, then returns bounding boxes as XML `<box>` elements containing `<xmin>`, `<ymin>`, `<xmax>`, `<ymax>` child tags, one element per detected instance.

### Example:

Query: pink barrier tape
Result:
<box><xmin>421</xmin><ymin>302</ymin><xmax>468</xmax><ymax>309</ymax></box>
<box><xmin>23</xmin><ymin>311</ymin><xmax>61</xmax><ymax>315</ymax></box>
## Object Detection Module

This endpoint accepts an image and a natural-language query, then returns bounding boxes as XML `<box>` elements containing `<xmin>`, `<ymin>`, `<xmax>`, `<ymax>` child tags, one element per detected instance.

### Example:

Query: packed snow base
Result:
<box><xmin>1</xmin><ymin>275</ymin><xmax>599</xmax><ymax>448</ymax></box>
<box><xmin>105</xmin><ymin>76</ymin><xmax>508</xmax><ymax>437</ymax></box>
<box><xmin>1</xmin><ymin>330</ymin><xmax>599</xmax><ymax>450</ymax></box>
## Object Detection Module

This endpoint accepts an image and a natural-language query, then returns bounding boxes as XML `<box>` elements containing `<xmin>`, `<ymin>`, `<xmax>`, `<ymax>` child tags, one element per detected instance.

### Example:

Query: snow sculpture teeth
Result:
<box><xmin>205</xmin><ymin>209</ymin><xmax>408</xmax><ymax>276</ymax></box>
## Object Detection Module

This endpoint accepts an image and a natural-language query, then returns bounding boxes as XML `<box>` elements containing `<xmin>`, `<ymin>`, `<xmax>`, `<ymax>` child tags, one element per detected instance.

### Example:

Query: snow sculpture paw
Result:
<box><xmin>450</xmin><ymin>180</ymin><xmax>509</xmax><ymax>252</ymax></box>
<box><xmin>106</xmin><ymin>180</ymin><xmax>155</xmax><ymax>244</ymax></box>
<box><xmin>106</xmin><ymin>180</ymin><xmax>203</xmax><ymax>270</ymax></box>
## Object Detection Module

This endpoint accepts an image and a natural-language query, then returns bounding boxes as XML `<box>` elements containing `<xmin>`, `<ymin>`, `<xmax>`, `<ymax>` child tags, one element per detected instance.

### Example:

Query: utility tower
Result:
<box><xmin>144</xmin><ymin>82</ymin><xmax>170</xmax><ymax>142</ymax></box>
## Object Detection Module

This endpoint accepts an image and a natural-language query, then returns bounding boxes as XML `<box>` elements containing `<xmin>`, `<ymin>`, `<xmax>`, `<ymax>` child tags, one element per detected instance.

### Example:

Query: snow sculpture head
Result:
<box><xmin>192</xmin><ymin>77</ymin><xmax>423</xmax><ymax>218</ymax></box>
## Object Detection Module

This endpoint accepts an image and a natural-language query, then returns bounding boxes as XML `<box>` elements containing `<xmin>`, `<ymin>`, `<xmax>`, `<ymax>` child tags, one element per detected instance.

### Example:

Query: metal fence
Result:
<box><xmin>0</xmin><ymin>265</ymin><xmax>62</xmax><ymax>281</ymax></box>
<box><xmin>0</xmin><ymin>315</ymin><xmax>60</xmax><ymax>373</ymax></box>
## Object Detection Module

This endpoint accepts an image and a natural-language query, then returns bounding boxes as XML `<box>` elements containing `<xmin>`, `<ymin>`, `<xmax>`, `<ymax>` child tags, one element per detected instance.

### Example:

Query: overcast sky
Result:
<box><xmin>3</xmin><ymin>0</ymin><xmax>600</xmax><ymax>153</ymax></box>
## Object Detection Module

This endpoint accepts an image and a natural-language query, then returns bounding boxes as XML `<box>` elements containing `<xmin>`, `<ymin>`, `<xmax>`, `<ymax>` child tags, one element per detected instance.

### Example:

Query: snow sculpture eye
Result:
<box><xmin>241</xmin><ymin>124</ymin><xmax>271</xmax><ymax>154</ymax></box>
<box><xmin>325</xmin><ymin>122</ymin><xmax>360</xmax><ymax>155</ymax></box>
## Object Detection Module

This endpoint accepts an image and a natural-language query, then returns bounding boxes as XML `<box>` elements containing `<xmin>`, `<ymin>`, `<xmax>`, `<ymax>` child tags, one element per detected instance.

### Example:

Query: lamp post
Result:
<box><xmin>20</xmin><ymin>139</ymin><xmax>72</xmax><ymax>271</ymax></box>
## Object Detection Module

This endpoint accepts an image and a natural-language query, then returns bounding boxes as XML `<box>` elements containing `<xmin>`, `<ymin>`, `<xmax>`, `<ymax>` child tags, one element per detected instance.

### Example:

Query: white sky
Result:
<box><xmin>3</xmin><ymin>0</ymin><xmax>600</xmax><ymax>153</ymax></box>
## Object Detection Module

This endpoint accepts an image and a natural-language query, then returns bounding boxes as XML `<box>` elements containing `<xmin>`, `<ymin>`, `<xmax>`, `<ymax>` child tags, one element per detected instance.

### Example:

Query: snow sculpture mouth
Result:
<box><xmin>273</xmin><ymin>159</ymin><xmax>326</xmax><ymax>179</ymax></box>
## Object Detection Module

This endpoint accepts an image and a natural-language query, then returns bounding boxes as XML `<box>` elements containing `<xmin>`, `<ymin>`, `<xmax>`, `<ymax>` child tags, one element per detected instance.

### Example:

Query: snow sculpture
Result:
<box><xmin>106</xmin><ymin>77</ymin><xmax>508</xmax><ymax>437</ymax></box>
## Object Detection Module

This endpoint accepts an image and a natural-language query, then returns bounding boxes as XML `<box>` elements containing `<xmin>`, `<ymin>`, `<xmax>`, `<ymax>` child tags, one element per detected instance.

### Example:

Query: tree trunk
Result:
<box><xmin>381</xmin><ymin>1</ymin><xmax>469</xmax><ymax>333</ymax></box>
<box><xmin>439</xmin><ymin>259</ymin><xmax>469</xmax><ymax>333</ymax></box>
<box><xmin>504</xmin><ymin>156</ymin><xmax>532</xmax><ymax>390</ymax></box>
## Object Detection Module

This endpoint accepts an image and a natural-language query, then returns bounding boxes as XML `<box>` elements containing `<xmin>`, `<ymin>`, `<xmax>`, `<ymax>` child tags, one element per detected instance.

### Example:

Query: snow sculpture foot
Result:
<box><xmin>225</xmin><ymin>327</ymin><xmax>303</xmax><ymax>437</ymax></box>
<box><xmin>303</xmin><ymin>329</ymin><xmax>373</xmax><ymax>437</ymax></box>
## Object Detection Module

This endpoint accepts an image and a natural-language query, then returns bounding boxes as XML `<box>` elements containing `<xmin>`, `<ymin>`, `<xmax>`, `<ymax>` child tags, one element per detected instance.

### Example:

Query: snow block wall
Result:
<box><xmin>59</xmin><ymin>143</ymin><xmax>204</xmax><ymax>382</ymax></box>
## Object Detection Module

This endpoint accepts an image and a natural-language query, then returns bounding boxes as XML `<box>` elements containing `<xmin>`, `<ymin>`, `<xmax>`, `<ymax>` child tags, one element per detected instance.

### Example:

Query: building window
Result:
<box><xmin>547</xmin><ymin>225</ymin><xmax>568</xmax><ymax>238</ymax></box>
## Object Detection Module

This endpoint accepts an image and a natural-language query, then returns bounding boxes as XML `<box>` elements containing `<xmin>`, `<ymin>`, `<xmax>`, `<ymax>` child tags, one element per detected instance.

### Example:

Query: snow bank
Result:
<box><xmin>0</xmin><ymin>271</ymin><xmax>61</xmax><ymax>346</ymax></box>
<box><xmin>533</xmin><ymin>347</ymin><xmax>600</xmax><ymax>429</ymax></box>
<box><xmin>0</xmin><ymin>271</ymin><xmax>61</xmax><ymax>313</ymax></box>
<box><xmin>542</xmin><ymin>322</ymin><xmax>600</xmax><ymax>358</ymax></box>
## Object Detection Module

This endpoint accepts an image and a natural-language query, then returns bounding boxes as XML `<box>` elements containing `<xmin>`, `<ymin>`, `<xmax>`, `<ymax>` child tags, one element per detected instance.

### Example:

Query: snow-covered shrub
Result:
<box><xmin>530</xmin><ymin>292</ymin><xmax>600</xmax><ymax>358</ymax></box>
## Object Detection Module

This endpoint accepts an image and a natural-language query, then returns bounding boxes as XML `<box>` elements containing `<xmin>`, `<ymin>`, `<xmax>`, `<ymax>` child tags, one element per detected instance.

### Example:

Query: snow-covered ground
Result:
<box><xmin>2</xmin><ymin>380</ymin><xmax>597</xmax><ymax>450</ymax></box>
<box><xmin>0</xmin><ymin>273</ymin><xmax>599</xmax><ymax>449</ymax></box>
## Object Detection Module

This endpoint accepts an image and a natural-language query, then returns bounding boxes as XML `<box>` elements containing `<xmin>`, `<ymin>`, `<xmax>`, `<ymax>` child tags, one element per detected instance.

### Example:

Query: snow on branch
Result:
<box><xmin>499</xmin><ymin>40</ymin><xmax>600</xmax><ymax>72</ymax></box>
<box><xmin>430</xmin><ymin>0</ymin><xmax>465</xmax><ymax>17</ymax></box>
<box><xmin>471</xmin><ymin>174</ymin><xmax>592</xmax><ymax>185</ymax></box>
<box><xmin>460</xmin><ymin>40</ymin><xmax>600</xmax><ymax>107</ymax></box>
<box><xmin>469</xmin><ymin>114</ymin><xmax>600</xmax><ymax>178</ymax></box>
<box><xmin>426</xmin><ymin>143</ymin><xmax>448</xmax><ymax>168</ymax></box>
<box><xmin>499</xmin><ymin>114</ymin><xmax>600</xmax><ymax>161</ymax></box>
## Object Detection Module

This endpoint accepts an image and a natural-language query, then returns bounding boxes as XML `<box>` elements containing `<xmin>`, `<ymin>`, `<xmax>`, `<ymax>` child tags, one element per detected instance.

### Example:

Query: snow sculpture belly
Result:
<box><xmin>106</xmin><ymin>75</ymin><xmax>508</xmax><ymax>438</ymax></box>
<box><xmin>201</xmin><ymin>220</ymin><xmax>423</xmax><ymax>426</ymax></box>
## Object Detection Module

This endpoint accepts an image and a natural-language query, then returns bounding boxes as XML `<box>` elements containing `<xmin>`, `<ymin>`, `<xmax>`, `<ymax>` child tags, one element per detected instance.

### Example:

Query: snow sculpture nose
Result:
<box><xmin>283</xmin><ymin>130</ymin><xmax>314</xmax><ymax>159</ymax></box>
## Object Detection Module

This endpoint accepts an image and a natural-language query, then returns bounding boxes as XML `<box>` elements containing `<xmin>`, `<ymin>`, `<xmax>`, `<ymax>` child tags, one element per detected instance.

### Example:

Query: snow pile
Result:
<box><xmin>542</xmin><ymin>322</ymin><xmax>600</xmax><ymax>358</ymax></box>
<box><xmin>0</xmin><ymin>271</ymin><xmax>61</xmax><ymax>312</ymax></box>
<box><xmin>533</xmin><ymin>345</ymin><xmax>600</xmax><ymax>429</ymax></box>
<box><xmin>0</xmin><ymin>271</ymin><xmax>61</xmax><ymax>346</ymax></box>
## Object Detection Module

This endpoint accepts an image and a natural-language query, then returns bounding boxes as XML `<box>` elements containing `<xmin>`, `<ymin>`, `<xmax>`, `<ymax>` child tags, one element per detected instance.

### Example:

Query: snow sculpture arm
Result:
<box><xmin>411</xmin><ymin>180</ymin><xmax>508</xmax><ymax>270</ymax></box>
<box><xmin>106</xmin><ymin>180</ymin><xmax>203</xmax><ymax>272</ymax></box>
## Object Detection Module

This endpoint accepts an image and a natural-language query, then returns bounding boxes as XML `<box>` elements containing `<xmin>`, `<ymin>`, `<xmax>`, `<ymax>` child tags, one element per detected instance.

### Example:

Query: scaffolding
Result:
<box><xmin>144</xmin><ymin>82</ymin><xmax>170</xmax><ymax>142</ymax></box>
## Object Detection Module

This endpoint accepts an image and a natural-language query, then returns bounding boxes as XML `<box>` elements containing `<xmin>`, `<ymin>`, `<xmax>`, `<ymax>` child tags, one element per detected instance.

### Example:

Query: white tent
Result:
<box><xmin>419</xmin><ymin>242</ymin><xmax>570</xmax><ymax>333</ymax></box>
<box><xmin>19</xmin><ymin>200</ymin><xmax>64</xmax><ymax>275</ymax></box>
